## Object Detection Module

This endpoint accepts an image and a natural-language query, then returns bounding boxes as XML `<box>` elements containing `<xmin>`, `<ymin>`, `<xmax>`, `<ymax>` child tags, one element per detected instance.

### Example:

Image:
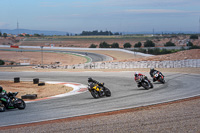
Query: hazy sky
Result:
<box><xmin>1</xmin><ymin>0</ymin><xmax>200</xmax><ymax>33</ymax></box>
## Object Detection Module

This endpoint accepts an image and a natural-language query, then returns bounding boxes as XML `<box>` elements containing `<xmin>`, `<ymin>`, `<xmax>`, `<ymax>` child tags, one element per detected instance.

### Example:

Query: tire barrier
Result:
<box><xmin>33</xmin><ymin>78</ymin><xmax>39</xmax><ymax>84</ymax></box>
<box><xmin>21</xmin><ymin>94</ymin><xmax>37</xmax><ymax>99</ymax></box>
<box><xmin>38</xmin><ymin>82</ymin><xmax>45</xmax><ymax>86</ymax></box>
<box><xmin>14</xmin><ymin>77</ymin><xmax>20</xmax><ymax>83</ymax></box>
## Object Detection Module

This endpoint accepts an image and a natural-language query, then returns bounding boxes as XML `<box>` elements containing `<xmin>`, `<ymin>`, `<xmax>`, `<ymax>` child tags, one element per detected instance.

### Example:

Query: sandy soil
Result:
<box><xmin>0</xmin><ymin>81</ymin><xmax>73</xmax><ymax>100</ymax></box>
<box><xmin>0</xmin><ymin>50</ymin><xmax>87</xmax><ymax>65</ymax></box>
<box><xmin>117</xmin><ymin>49</ymin><xmax>200</xmax><ymax>62</ymax></box>
<box><xmin>1</xmin><ymin>35</ymin><xmax>199</xmax><ymax>48</ymax></box>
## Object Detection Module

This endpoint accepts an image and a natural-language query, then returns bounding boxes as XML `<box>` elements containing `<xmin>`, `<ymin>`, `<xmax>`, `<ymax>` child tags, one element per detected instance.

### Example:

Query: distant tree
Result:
<box><xmin>123</xmin><ymin>42</ymin><xmax>132</xmax><ymax>48</ymax></box>
<box><xmin>144</xmin><ymin>40</ymin><xmax>155</xmax><ymax>47</ymax></box>
<box><xmin>111</xmin><ymin>43</ymin><xmax>119</xmax><ymax>48</ymax></box>
<box><xmin>25</xmin><ymin>34</ymin><xmax>30</xmax><ymax>37</ymax></box>
<box><xmin>0</xmin><ymin>32</ymin><xmax>2</xmax><ymax>37</ymax></box>
<box><xmin>34</xmin><ymin>34</ymin><xmax>40</xmax><ymax>37</ymax></box>
<box><xmin>190</xmin><ymin>35</ymin><xmax>198</xmax><ymax>39</ymax></box>
<box><xmin>134</xmin><ymin>42</ymin><xmax>142</xmax><ymax>48</ymax></box>
<box><xmin>164</xmin><ymin>41</ymin><xmax>176</xmax><ymax>47</ymax></box>
<box><xmin>187</xmin><ymin>41</ymin><xmax>193</xmax><ymax>46</ymax></box>
<box><xmin>0</xmin><ymin>60</ymin><xmax>5</xmax><ymax>65</ymax></box>
<box><xmin>99</xmin><ymin>41</ymin><xmax>110</xmax><ymax>48</ymax></box>
<box><xmin>89</xmin><ymin>44</ymin><xmax>97</xmax><ymax>48</ymax></box>
<box><xmin>80</xmin><ymin>30</ymin><xmax>113</xmax><ymax>36</ymax></box>
<box><xmin>3</xmin><ymin>33</ymin><xmax>7</xmax><ymax>38</ymax></box>
<box><xmin>114</xmin><ymin>32</ymin><xmax>120</xmax><ymax>35</ymax></box>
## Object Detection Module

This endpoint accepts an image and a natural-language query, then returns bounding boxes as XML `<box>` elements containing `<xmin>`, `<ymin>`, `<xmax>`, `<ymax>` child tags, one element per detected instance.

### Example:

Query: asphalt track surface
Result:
<box><xmin>0</xmin><ymin>71</ymin><xmax>200</xmax><ymax>127</ymax></box>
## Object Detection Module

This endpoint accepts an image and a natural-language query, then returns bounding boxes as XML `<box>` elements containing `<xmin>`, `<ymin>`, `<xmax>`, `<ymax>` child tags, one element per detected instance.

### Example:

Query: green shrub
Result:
<box><xmin>111</xmin><ymin>43</ymin><xmax>119</xmax><ymax>48</ymax></box>
<box><xmin>144</xmin><ymin>40</ymin><xmax>155</xmax><ymax>47</ymax></box>
<box><xmin>123</xmin><ymin>42</ymin><xmax>132</xmax><ymax>48</ymax></box>
<box><xmin>89</xmin><ymin>44</ymin><xmax>97</xmax><ymax>48</ymax></box>
<box><xmin>189</xmin><ymin>45</ymin><xmax>200</xmax><ymax>49</ymax></box>
<box><xmin>0</xmin><ymin>60</ymin><xmax>5</xmax><ymax>65</ymax></box>
<box><xmin>99</xmin><ymin>41</ymin><xmax>110</xmax><ymax>48</ymax></box>
<box><xmin>190</xmin><ymin>35</ymin><xmax>198</xmax><ymax>39</ymax></box>
<box><xmin>134</xmin><ymin>42</ymin><xmax>142</xmax><ymax>48</ymax></box>
<box><xmin>164</xmin><ymin>41</ymin><xmax>176</xmax><ymax>47</ymax></box>
<box><xmin>186</xmin><ymin>41</ymin><xmax>193</xmax><ymax>46</ymax></box>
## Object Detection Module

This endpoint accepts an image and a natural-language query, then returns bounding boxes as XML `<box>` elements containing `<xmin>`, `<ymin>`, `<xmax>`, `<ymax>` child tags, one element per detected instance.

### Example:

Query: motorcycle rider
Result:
<box><xmin>149</xmin><ymin>68</ymin><xmax>164</xmax><ymax>82</ymax></box>
<box><xmin>0</xmin><ymin>86</ymin><xmax>10</xmax><ymax>106</ymax></box>
<box><xmin>88</xmin><ymin>77</ymin><xmax>104</xmax><ymax>94</ymax></box>
<box><xmin>134</xmin><ymin>72</ymin><xmax>148</xmax><ymax>87</ymax></box>
<box><xmin>88</xmin><ymin>77</ymin><xmax>101</xmax><ymax>85</ymax></box>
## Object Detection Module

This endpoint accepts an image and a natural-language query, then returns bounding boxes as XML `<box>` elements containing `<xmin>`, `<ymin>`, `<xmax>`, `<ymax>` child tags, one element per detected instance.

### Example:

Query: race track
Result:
<box><xmin>0</xmin><ymin>48</ymin><xmax>113</xmax><ymax>62</ymax></box>
<box><xmin>0</xmin><ymin>71</ymin><xmax>200</xmax><ymax>127</ymax></box>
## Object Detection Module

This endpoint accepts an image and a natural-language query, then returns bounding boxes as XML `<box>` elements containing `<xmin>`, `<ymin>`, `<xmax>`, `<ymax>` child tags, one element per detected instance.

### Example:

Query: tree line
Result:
<box><xmin>80</xmin><ymin>30</ymin><xmax>122</xmax><ymax>36</ymax></box>
<box><xmin>89</xmin><ymin>39</ymin><xmax>196</xmax><ymax>48</ymax></box>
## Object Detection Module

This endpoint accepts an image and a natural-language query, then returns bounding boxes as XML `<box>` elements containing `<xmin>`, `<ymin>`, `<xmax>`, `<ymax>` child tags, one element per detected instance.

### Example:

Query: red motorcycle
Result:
<box><xmin>153</xmin><ymin>71</ymin><xmax>165</xmax><ymax>84</ymax></box>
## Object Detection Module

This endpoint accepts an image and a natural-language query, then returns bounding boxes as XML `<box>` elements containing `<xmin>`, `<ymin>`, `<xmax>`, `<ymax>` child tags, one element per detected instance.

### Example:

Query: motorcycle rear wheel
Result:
<box><xmin>0</xmin><ymin>103</ymin><xmax>5</xmax><ymax>112</ymax></box>
<box><xmin>141</xmin><ymin>82</ymin><xmax>149</xmax><ymax>90</ymax></box>
<box><xmin>91</xmin><ymin>90</ymin><xmax>100</xmax><ymax>99</ymax></box>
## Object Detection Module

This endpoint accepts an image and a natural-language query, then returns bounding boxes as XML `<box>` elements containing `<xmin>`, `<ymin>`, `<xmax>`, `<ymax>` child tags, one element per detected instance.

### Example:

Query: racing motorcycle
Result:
<box><xmin>0</xmin><ymin>92</ymin><xmax>26</xmax><ymax>112</ymax></box>
<box><xmin>88</xmin><ymin>82</ymin><xmax>111</xmax><ymax>98</ymax></box>
<box><xmin>135</xmin><ymin>76</ymin><xmax>153</xmax><ymax>90</ymax></box>
<box><xmin>153</xmin><ymin>71</ymin><xmax>165</xmax><ymax>84</ymax></box>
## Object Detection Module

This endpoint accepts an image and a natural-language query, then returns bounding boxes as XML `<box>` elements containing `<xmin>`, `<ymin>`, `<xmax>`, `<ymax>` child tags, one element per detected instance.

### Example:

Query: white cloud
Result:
<box><xmin>125</xmin><ymin>9</ymin><xmax>192</xmax><ymax>14</ymax></box>
<box><xmin>40</xmin><ymin>2</ymin><xmax>62</xmax><ymax>7</ymax></box>
<box><xmin>0</xmin><ymin>22</ymin><xmax>9</xmax><ymax>28</ymax></box>
<box><xmin>97</xmin><ymin>0</ymin><xmax>200</xmax><ymax>7</ymax></box>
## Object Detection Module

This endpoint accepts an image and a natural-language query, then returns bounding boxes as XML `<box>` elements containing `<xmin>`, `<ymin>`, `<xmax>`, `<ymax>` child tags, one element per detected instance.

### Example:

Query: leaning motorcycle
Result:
<box><xmin>88</xmin><ymin>82</ymin><xmax>111</xmax><ymax>98</ymax></box>
<box><xmin>0</xmin><ymin>92</ymin><xmax>26</xmax><ymax>112</ymax></box>
<box><xmin>153</xmin><ymin>71</ymin><xmax>165</xmax><ymax>84</ymax></box>
<box><xmin>135</xmin><ymin>76</ymin><xmax>153</xmax><ymax>90</ymax></box>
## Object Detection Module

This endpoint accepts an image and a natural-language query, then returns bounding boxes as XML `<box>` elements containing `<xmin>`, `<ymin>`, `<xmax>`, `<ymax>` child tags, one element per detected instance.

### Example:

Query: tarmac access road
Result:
<box><xmin>0</xmin><ymin>71</ymin><xmax>200</xmax><ymax>127</ymax></box>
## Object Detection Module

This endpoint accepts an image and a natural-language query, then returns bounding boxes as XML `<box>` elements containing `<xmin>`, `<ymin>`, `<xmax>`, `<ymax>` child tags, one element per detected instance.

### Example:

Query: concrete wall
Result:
<box><xmin>65</xmin><ymin>59</ymin><xmax>200</xmax><ymax>69</ymax></box>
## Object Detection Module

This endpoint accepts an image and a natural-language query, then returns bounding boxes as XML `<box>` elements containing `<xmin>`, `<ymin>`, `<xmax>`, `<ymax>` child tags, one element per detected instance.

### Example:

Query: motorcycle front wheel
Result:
<box><xmin>159</xmin><ymin>77</ymin><xmax>165</xmax><ymax>84</ymax></box>
<box><xmin>17</xmin><ymin>99</ymin><xmax>26</xmax><ymax>110</ymax></box>
<box><xmin>91</xmin><ymin>90</ymin><xmax>100</xmax><ymax>99</ymax></box>
<box><xmin>104</xmin><ymin>88</ymin><xmax>111</xmax><ymax>97</ymax></box>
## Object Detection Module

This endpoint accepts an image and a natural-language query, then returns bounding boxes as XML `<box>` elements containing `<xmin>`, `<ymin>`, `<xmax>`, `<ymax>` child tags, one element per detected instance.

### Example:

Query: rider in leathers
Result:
<box><xmin>88</xmin><ymin>77</ymin><xmax>101</xmax><ymax>85</ymax></box>
<box><xmin>0</xmin><ymin>86</ymin><xmax>10</xmax><ymax>106</ymax></box>
<box><xmin>149</xmin><ymin>68</ymin><xmax>164</xmax><ymax>82</ymax></box>
<box><xmin>134</xmin><ymin>72</ymin><xmax>148</xmax><ymax>87</ymax></box>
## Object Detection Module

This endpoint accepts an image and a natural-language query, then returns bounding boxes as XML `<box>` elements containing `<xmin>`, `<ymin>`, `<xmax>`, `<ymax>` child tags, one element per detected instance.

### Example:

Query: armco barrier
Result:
<box><xmin>65</xmin><ymin>59</ymin><xmax>200</xmax><ymax>69</ymax></box>
<box><xmin>10</xmin><ymin>45</ymin><xmax>19</xmax><ymax>48</ymax></box>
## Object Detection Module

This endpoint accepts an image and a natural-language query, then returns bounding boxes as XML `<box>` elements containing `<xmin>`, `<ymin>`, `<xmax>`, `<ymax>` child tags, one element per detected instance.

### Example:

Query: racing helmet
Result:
<box><xmin>0</xmin><ymin>86</ymin><xmax>3</xmax><ymax>93</ymax></box>
<box><xmin>150</xmin><ymin>68</ymin><xmax>154</xmax><ymax>71</ymax></box>
<box><xmin>134</xmin><ymin>72</ymin><xmax>139</xmax><ymax>77</ymax></box>
<box><xmin>88</xmin><ymin>77</ymin><xmax>93</xmax><ymax>82</ymax></box>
